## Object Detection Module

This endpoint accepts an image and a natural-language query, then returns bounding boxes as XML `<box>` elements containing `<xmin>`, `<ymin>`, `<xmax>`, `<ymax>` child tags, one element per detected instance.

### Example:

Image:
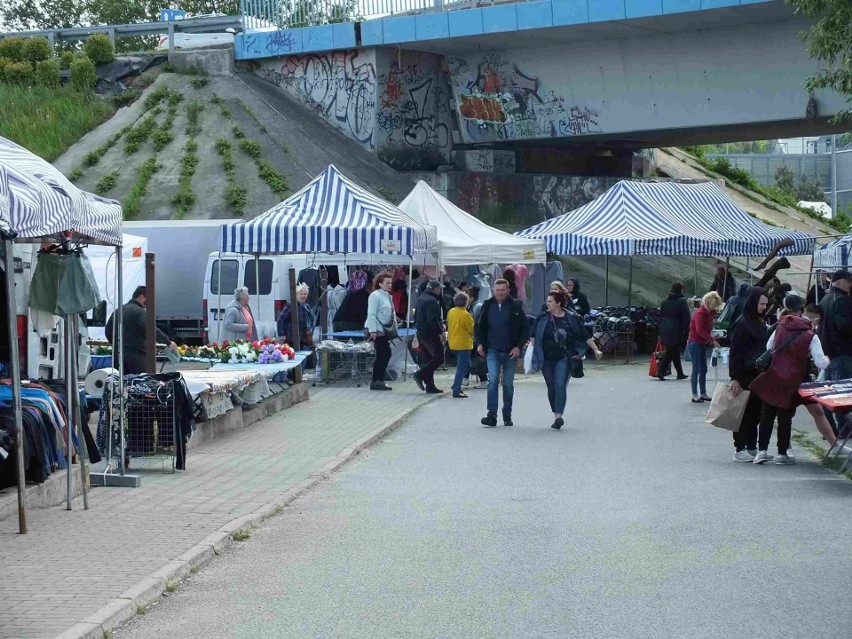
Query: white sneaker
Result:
<box><xmin>753</xmin><ymin>451</ymin><xmax>774</xmax><ymax>464</ymax></box>
<box><xmin>462</xmin><ymin>378</ymin><xmax>470</xmax><ymax>387</ymax></box>
<box><xmin>747</xmin><ymin>449</ymin><xmax>758</xmax><ymax>457</ymax></box>
<box><xmin>473</xmin><ymin>381</ymin><xmax>488</xmax><ymax>390</ymax></box>
<box><xmin>733</xmin><ymin>450</ymin><xmax>755</xmax><ymax>463</ymax></box>
<box><xmin>775</xmin><ymin>454</ymin><xmax>796</xmax><ymax>465</ymax></box>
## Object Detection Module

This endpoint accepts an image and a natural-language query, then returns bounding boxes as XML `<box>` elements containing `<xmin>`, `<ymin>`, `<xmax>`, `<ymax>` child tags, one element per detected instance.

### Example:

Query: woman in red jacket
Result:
<box><xmin>688</xmin><ymin>291</ymin><xmax>723</xmax><ymax>403</ymax></box>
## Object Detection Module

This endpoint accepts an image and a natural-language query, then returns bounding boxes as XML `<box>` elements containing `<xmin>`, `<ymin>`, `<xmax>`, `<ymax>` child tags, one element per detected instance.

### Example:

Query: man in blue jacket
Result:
<box><xmin>476</xmin><ymin>278</ymin><xmax>530</xmax><ymax>426</ymax></box>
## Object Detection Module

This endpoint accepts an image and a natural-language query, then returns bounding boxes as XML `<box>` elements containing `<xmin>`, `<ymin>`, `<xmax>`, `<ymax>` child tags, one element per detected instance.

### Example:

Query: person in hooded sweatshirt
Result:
<box><xmin>657</xmin><ymin>281</ymin><xmax>690</xmax><ymax>380</ymax></box>
<box><xmin>565</xmin><ymin>278</ymin><xmax>590</xmax><ymax>315</ymax></box>
<box><xmin>749</xmin><ymin>294</ymin><xmax>830</xmax><ymax>465</ymax></box>
<box><xmin>727</xmin><ymin>286</ymin><xmax>768</xmax><ymax>462</ymax></box>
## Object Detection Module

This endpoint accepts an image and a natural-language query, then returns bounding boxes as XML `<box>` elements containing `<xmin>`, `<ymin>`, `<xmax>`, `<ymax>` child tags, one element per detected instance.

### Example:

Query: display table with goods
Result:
<box><xmin>798</xmin><ymin>379</ymin><xmax>852</xmax><ymax>474</ymax></box>
<box><xmin>315</xmin><ymin>338</ymin><xmax>375</xmax><ymax>384</ymax></box>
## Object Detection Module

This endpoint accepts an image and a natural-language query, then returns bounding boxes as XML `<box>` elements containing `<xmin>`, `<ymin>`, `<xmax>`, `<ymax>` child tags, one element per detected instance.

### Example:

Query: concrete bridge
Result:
<box><xmin>234</xmin><ymin>0</ymin><xmax>847</xmax><ymax>171</ymax></box>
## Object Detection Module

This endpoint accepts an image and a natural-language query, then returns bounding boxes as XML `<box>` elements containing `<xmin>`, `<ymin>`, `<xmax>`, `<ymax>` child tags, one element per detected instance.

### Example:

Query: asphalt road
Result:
<box><xmin>116</xmin><ymin>366</ymin><xmax>852</xmax><ymax>639</ymax></box>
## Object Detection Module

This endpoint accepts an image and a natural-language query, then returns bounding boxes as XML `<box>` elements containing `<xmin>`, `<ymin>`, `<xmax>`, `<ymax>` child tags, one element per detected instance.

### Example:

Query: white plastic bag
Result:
<box><xmin>523</xmin><ymin>345</ymin><xmax>535</xmax><ymax>375</ymax></box>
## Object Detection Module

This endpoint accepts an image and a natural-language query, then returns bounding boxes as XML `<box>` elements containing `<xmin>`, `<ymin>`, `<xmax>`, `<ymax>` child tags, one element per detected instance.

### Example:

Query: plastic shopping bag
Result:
<box><xmin>523</xmin><ymin>345</ymin><xmax>535</xmax><ymax>375</ymax></box>
<box><xmin>705</xmin><ymin>383</ymin><xmax>750</xmax><ymax>432</ymax></box>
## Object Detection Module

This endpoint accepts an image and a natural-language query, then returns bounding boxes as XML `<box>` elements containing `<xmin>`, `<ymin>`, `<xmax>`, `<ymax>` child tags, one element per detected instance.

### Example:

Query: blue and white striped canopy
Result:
<box><xmin>0</xmin><ymin>136</ymin><xmax>122</xmax><ymax>246</ymax></box>
<box><xmin>220</xmin><ymin>165</ymin><xmax>436</xmax><ymax>257</ymax></box>
<box><xmin>516</xmin><ymin>181</ymin><xmax>815</xmax><ymax>257</ymax></box>
<box><xmin>814</xmin><ymin>234</ymin><xmax>852</xmax><ymax>270</ymax></box>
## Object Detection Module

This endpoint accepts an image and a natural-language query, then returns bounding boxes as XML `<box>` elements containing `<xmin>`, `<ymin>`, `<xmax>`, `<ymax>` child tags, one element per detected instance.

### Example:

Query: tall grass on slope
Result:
<box><xmin>0</xmin><ymin>85</ymin><xmax>115</xmax><ymax>161</ymax></box>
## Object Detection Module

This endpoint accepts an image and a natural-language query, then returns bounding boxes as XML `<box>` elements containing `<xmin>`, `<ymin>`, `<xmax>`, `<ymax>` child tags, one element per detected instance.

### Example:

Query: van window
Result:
<box><xmin>210</xmin><ymin>259</ymin><xmax>239</xmax><ymax>295</ymax></box>
<box><xmin>244</xmin><ymin>259</ymin><xmax>273</xmax><ymax>295</ymax></box>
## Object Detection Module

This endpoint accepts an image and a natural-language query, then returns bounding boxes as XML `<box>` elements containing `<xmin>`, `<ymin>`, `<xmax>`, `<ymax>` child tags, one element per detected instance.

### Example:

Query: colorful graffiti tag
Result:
<box><xmin>258</xmin><ymin>50</ymin><xmax>377</xmax><ymax>147</ymax></box>
<box><xmin>448</xmin><ymin>53</ymin><xmax>602</xmax><ymax>144</ymax></box>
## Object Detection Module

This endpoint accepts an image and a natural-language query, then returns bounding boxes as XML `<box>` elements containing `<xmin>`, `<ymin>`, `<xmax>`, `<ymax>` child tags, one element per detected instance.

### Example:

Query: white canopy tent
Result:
<box><xmin>398</xmin><ymin>181</ymin><xmax>547</xmax><ymax>266</ymax></box>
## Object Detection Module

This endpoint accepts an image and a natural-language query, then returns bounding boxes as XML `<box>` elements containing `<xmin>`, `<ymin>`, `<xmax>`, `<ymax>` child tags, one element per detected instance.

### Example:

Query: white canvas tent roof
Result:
<box><xmin>398</xmin><ymin>181</ymin><xmax>546</xmax><ymax>266</ymax></box>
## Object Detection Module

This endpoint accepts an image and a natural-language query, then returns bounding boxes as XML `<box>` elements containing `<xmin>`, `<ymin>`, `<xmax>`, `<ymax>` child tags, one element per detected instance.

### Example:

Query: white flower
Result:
<box><xmin>229</xmin><ymin>347</ymin><xmax>238</xmax><ymax>356</ymax></box>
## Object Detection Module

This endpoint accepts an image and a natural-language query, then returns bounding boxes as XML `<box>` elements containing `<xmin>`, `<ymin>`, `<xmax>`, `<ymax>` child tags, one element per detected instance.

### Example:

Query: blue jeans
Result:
<box><xmin>452</xmin><ymin>349</ymin><xmax>471</xmax><ymax>394</ymax></box>
<box><xmin>486</xmin><ymin>349</ymin><xmax>516</xmax><ymax>416</ymax></box>
<box><xmin>688</xmin><ymin>342</ymin><xmax>708</xmax><ymax>396</ymax></box>
<box><xmin>541</xmin><ymin>357</ymin><xmax>570</xmax><ymax>415</ymax></box>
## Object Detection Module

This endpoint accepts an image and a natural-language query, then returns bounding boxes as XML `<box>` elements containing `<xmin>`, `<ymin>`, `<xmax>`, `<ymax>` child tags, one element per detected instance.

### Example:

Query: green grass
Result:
<box><xmin>123</xmin><ymin>158</ymin><xmax>159</xmax><ymax>220</ymax></box>
<box><xmin>231</xmin><ymin>530</ymin><xmax>251</xmax><ymax>541</ymax></box>
<box><xmin>0</xmin><ymin>85</ymin><xmax>115</xmax><ymax>161</ymax></box>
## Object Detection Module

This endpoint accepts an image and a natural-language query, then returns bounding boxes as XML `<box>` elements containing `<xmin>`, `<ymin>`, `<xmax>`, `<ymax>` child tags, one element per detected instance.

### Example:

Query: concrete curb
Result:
<box><xmin>55</xmin><ymin>393</ymin><xmax>441</xmax><ymax>639</ymax></box>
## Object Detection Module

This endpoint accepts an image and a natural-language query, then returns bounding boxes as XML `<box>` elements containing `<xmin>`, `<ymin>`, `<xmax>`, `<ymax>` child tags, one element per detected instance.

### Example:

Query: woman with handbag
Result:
<box><xmin>365</xmin><ymin>272</ymin><xmax>397</xmax><ymax>391</ymax></box>
<box><xmin>728</xmin><ymin>287</ymin><xmax>769</xmax><ymax>462</ymax></box>
<box><xmin>687</xmin><ymin>292</ymin><xmax>723</xmax><ymax>403</ymax></box>
<box><xmin>529</xmin><ymin>291</ymin><xmax>603</xmax><ymax>430</ymax></box>
<box><xmin>749</xmin><ymin>295</ymin><xmax>829</xmax><ymax>464</ymax></box>
<box><xmin>657</xmin><ymin>281</ymin><xmax>691</xmax><ymax>381</ymax></box>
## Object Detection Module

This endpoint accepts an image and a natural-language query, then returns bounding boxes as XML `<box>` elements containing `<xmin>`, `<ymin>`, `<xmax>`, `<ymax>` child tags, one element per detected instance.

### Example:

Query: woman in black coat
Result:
<box><xmin>565</xmin><ymin>278</ymin><xmax>590</xmax><ymax>316</ymax></box>
<box><xmin>657</xmin><ymin>281</ymin><xmax>691</xmax><ymax>380</ymax></box>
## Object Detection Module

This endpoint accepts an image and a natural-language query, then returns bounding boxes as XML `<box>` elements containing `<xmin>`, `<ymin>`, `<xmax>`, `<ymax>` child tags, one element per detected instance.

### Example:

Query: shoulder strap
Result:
<box><xmin>772</xmin><ymin>329</ymin><xmax>804</xmax><ymax>355</ymax></box>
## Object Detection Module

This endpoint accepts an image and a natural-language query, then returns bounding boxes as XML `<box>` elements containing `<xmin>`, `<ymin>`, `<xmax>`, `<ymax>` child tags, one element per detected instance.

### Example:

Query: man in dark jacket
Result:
<box><xmin>476</xmin><ymin>278</ymin><xmax>530</xmax><ymax>426</ymax></box>
<box><xmin>818</xmin><ymin>269</ymin><xmax>852</xmax><ymax>380</ymax></box>
<box><xmin>413</xmin><ymin>280</ymin><xmax>445</xmax><ymax>394</ymax></box>
<box><xmin>105</xmin><ymin>286</ymin><xmax>176</xmax><ymax>374</ymax></box>
<box><xmin>657</xmin><ymin>282</ymin><xmax>691</xmax><ymax>380</ymax></box>
<box><xmin>709</xmin><ymin>266</ymin><xmax>736</xmax><ymax>300</ymax></box>
<box><xmin>728</xmin><ymin>286</ymin><xmax>768</xmax><ymax>461</ymax></box>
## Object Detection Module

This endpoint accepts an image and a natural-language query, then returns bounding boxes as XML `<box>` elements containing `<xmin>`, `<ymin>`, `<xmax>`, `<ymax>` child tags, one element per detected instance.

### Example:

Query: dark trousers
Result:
<box><xmin>417</xmin><ymin>335</ymin><xmax>444</xmax><ymax>389</ymax></box>
<box><xmin>758</xmin><ymin>403</ymin><xmax>794</xmax><ymax>454</ymax></box>
<box><xmin>733</xmin><ymin>389</ymin><xmax>761</xmax><ymax>451</ymax></box>
<box><xmin>659</xmin><ymin>344</ymin><xmax>684</xmax><ymax>377</ymax></box>
<box><xmin>372</xmin><ymin>335</ymin><xmax>391</xmax><ymax>383</ymax></box>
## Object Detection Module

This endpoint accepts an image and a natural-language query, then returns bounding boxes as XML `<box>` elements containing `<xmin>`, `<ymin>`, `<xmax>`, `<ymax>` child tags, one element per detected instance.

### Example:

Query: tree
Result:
<box><xmin>774</xmin><ymin>165</ymin><xmax>796</xmax><ymax>196</ymax></box>
<box><xmin>1</xmin><ymin>0</ymin><xmax>87</xmax><ymax>30</ymax></box>
<box><xmin>786</xmin><ymin>0</ymin><xmax>852</xmax><ymax>121</ymax></box>
<box><xmin>797</xmin><ymin>174</ymin><xmax>828</xmax><ymax>202</ymax></box>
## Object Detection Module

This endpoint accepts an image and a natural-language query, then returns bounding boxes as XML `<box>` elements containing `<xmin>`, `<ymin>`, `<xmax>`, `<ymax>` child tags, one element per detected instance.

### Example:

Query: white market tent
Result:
<box><xmin>219</xmin><ymin>165</ymin><xmax>437</xmax><ymax>350</ymax></box>
<box><xmin>398</xmin><ymin>180</ymin><xmax>546</xmax><ymax>266</ymax></box>
<box><xmin>516</xmin><ymin>180</ymin><xmax>815</xmax><ymax>257</ymax></box>
<box><xmin>0</xmin><ymin>135</ymin><xmax>125</xmax><ymax>533</ymax></box>
<box><xmin>86</xmin><ymin>234</ymin><xmax>148</xmax><ymax>341</ymax></box>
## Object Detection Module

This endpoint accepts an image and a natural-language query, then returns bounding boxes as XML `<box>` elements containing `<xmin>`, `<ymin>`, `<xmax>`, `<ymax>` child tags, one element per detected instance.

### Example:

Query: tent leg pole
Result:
<box><xmin>254</xmin><ymin>253</ymin><xmax>260</xmax><ymax>328</ymax></box>
<box><xmin>747</xmin><ymin>257</ymin><xmax>752</xmax><ymax>285</ymax></box>
<box><xmin>4</xmin><ymin>237</ymin><xmax>26</xmax><ymax>533</ymax></box>
<box><xmin>806</xmin><ymin>253</ymin><xmax>815</xmax><ymax>302</ymax></box>
<box><xmin>65</xmin><ymin>317</ymin><xmax>73</xmax><ymax>510</ymax></box>
<box><xmin>724</xmin><ymin>256</ymin><xmax>730</xmax><ymax>300</ymax></box>
<box><xmin>627</xmin><ymin>257</ymin><xmax>633</xmax><ymax>307</ymax></box>
<box><xmin>404</xmin><ymin>258</ymin><xmax>414</xmax><ymax>381</ymax></box>
<box><xmin>116</xmin><ymin>246</ymin><xmax>125</xmax><ymax>475</ymax></box>
<box><xmin>693</xmin><ymin>257</ymin><xmax>698</xmax><ymax>297</ymax></box>
<box><xmin>72</xmin><ymin>314</ymin><xmax>88</xmax><ymax>509</ymax></box>
<box><xmin>605</xmin><ymin>256</ymin><xmax>609</xmax><ymax>306</ymax></box>
<box><xmin>216</xmin><ymin>250</ymin><xmax>223</xmax><ymax>344</ymax></box>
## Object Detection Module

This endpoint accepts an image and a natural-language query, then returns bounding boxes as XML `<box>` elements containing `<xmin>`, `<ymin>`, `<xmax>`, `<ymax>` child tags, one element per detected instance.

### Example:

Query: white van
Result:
<box><xmin>203</xmin><ymin>252</ymin><xmax>399</xmax><ymax>344</ymax></box>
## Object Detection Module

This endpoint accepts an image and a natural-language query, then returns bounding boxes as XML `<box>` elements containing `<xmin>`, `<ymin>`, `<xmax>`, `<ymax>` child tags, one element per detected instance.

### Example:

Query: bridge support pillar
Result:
<box><xmin>46</xmin><ymin>32</ymin><xmax>55</xmax><ymax>55</ymax></box>
<box><xmin>107</xmin><ymin>28</ymin><xmax>116</xmax><ymax>47</ymax></box>
<box><xmin>168</xmin><ymin>23</ymin><xmax>175</xmax><ymax>57</ymax></box>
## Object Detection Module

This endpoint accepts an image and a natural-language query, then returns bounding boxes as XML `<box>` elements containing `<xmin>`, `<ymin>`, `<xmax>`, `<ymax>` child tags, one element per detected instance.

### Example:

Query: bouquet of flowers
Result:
<box><xmin>227</xmin><ymin>340</ymin><xmax>257</xmax><ymax>364</ymax></box>
<box><xmin>257</xmin><ymin>343</ymin><xmax>284</xmax><ymax>364</ymax></box>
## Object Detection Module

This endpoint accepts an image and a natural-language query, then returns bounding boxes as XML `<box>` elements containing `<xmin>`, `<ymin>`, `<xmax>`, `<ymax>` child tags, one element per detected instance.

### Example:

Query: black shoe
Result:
<box><xmin>413</xmin><ymin>374</ymin><xmax>425</xmax><ymax>392</ymax></box>
<box><xmin>425</xmin><ymin>387</ymin><xmax>444</xmax><ymax>394</ymax></box>
<box><xmin>699</xmin><ymin>394</ymin><xmax>712</xmax><ymax>402</ymax></box>
<box><xmin>551</xmin><ymin>417</ymin><xmax>564</xmax><ymax>430</ymax></box>
<box><xmin>503</xmin><ymin>415</ymin><xmax>513</xmax><ymax>426</ymax></box>
<box><xmin>676</xmin><ymin>374</ymin><xmax>688</xmax><ymax>380</ymax></box>
<box><xmin>481</xmin><ymin>414</ymin><xmax>497</xmax><ymax>427</ymax></box>
<box><xmin>657</xmin><ymin>374</ymin><xmax>666</xmax><ymax>381</ymax></box>
<box><xmin>452</xmin><ymin>392</ymin><xmax>468</xmax><ymax>398</ymax></box>
<box><xmin>370</xmin><ymin>382</ymin><xmax>392</xmax><ymax>391</ymax></box>
<box><xmin>691</xmin><ymin>397</ymin><xmax>704</xmax><ymax>403</ymax></box>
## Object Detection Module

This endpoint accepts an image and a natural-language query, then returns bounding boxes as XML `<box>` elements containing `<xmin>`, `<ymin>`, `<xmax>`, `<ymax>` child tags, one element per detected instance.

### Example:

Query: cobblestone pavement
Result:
<box><xmin>0</xmin><ymin>384</ymin><xmax>438</xmax><ymax>639</ymax></box>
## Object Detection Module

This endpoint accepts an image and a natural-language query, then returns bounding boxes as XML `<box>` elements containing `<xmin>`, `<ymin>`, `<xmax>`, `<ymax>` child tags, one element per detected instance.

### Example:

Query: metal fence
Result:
<box><xmin>240</xmin><ymin>0</ymin><xmax>492</xmax><ymax>30</ymax></box>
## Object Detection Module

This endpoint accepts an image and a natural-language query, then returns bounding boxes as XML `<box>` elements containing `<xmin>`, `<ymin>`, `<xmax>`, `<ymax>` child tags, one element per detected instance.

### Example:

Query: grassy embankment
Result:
<box><xmin>0</xmin><ymin>85</ymin><xmax>115</xmax><ymax>160</ymax></box>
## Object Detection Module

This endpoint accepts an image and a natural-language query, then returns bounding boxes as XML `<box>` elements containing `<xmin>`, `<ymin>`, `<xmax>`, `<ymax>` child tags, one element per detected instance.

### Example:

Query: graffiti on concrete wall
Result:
<box><xmin>258</xmin><ymin>50</ymin><xmax>377</xmax><ymax>148</ymax></box>
<box><xmin>448</xmin><ymin>53</ymin><xmax>602</xmax><ymax>144</ymax></box>
<box><xmin>532</xmin><ymin>175</ymin><xmax>611</xmax><ymax>220</ymax></box>
<box><xmin>375</xmin><ymin>52</ymin><xmax>453</xmax><ymax>171</ymax></box>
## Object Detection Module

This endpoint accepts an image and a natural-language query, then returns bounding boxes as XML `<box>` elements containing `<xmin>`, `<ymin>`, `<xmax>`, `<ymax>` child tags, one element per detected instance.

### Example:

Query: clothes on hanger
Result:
<box><xmin>297</xmin><ymin>266</ymin><xmax>321</xmax><ymax>307</ymax></box>
<box><xmin>30</xmin><ymin>248</ymin><xmax>101</xmax><ymax>315</ymax></box>
<box><xmin>506</xmin><ymin>264</ymin><xmax>529</xmax><ymax>302</ymax></box>
<box><xmin>473</xmin><ymin>268</ymin><xmax>493</xmax><ymax>302</ymax></box>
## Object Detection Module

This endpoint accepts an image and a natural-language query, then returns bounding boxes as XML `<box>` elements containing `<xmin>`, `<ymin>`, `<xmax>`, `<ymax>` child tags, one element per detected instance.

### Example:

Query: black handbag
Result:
<box><xmin>755</xmin><ymin>332</ymin><xmax>800</xmax><ymax>372</ymax></box>
<box><xmin>570</xmin><ymin>356</ymin><xmax>584</xmax><ymax>379</ymax></box>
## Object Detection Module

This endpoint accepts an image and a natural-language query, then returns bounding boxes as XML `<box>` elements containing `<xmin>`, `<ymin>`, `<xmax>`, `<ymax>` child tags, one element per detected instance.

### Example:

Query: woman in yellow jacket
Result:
<box><xmin>448</xmin><ymin>292</ymin><xmax>475</xmax><ymax>398</ymax></box>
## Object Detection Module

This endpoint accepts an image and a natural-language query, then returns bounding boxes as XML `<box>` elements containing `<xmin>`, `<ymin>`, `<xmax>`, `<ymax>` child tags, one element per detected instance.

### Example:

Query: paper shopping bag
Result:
<box><xmin>705</xmin><ymin>383</ymin><xmax>750</xmax><ymax>432</ymax></box>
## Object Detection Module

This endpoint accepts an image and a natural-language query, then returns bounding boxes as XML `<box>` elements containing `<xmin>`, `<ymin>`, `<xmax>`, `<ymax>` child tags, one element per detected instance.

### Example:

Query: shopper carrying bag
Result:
<box><xmin>706</xmin><ymin>383</ymin><xmax>751</xmax><ymax>431</ymax></box>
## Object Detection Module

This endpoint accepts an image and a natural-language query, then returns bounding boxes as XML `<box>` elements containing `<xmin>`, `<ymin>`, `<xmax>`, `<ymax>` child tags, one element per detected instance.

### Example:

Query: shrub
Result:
<box><xmin>60</xmin><ymin>51</ymin><xmax>75</xmax><ymax>70</ymax></box>
<box><xmin>143</xmin><ymin>85</ymin><xmax>169</xmax><ymax>110</ymax></box>
<box><xmin>0</xmin><ymin>37</ymin><xmax>26</xmax><ymax>63</ymax></box>
<box><xmin>95</xmin><ymin>170</ymin><xmax>120</xmax><ymax>195</ymax></box>
<box><xmin>167</xmin><ymin>90</ymin><xmax>183</xmax><ymax>106</ymax></box>
<box><xmin>190</xmin><ymin>77</ymin><xmax>208</xmax><ymax>89</ymax></box>
<box><xmin>70</xmin><ymin>57</ymin><xmax>97</xmax><ymax>91</ymax></box>
<box><xmin>0</xmin><ymin>57</ymin><xmax>13</xmax><ymax>80</ymax></box>
<box><xmin>152</xmin><ymin>129</ymin><xmax>174</xmax><ymax>151</ymax></box>
<box><xmin>112</xmin><ymin>89</ymin><xmax>141</xmax><ymax>108</ymax></box>
<box><xmin>4</xmin><ymin>61</ymin><xmax>35</xmax><ymax>85</ymax></box>
<box><xmin>23</xmin><ymin>37</ymin><xmax>52</xmax><ymax>65</ymax></box>
<box><xmin>35</xmin><ymin>59</ymin><xmax>61</xmax><ymax>88</ymax></box>
<box><xmin>238</xmin><ymin>139</ymin><xmax>262</xmax><ymax>159</ymax></box>
<box><xmin>83</xmin><ymin>33</ymin><xmax>115</xmax><ymax>65</ymax></box>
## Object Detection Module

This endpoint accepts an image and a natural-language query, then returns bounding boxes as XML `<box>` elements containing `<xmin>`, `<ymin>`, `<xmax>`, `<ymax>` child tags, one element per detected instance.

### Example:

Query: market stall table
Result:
<box><xmin>798</xmin><ymin>379</ymin><xmax>852</xmax><ymax>473</ymax></box>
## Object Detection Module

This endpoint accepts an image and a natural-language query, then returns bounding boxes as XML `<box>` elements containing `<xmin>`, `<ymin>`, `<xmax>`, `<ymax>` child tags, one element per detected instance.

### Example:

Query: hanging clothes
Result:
<box><xmin>297</xmin><ymin>267</ymin><xmax>321</xmax><ymax>307</ymax></box>
<box><xmin>30</xmin><ymin>251</ymin><xmax>101</xmax><ymax>315</ymax></box>
<box><xmin>506</xmin><ymin>264</ymin><xmax>530</xmax><ymax>302</ymax></box>
<box><xmin>529</xmin><ymin>261</ymin><xmax>565</xmax><ymax>312</ymax></box>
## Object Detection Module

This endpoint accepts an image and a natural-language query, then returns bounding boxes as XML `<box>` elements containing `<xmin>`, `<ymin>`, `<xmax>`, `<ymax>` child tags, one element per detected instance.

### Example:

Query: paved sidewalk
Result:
<box><xmin>0</xmin><ymin>384</ymin><xmax>439</xmax><ymax>639</ymax></box>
